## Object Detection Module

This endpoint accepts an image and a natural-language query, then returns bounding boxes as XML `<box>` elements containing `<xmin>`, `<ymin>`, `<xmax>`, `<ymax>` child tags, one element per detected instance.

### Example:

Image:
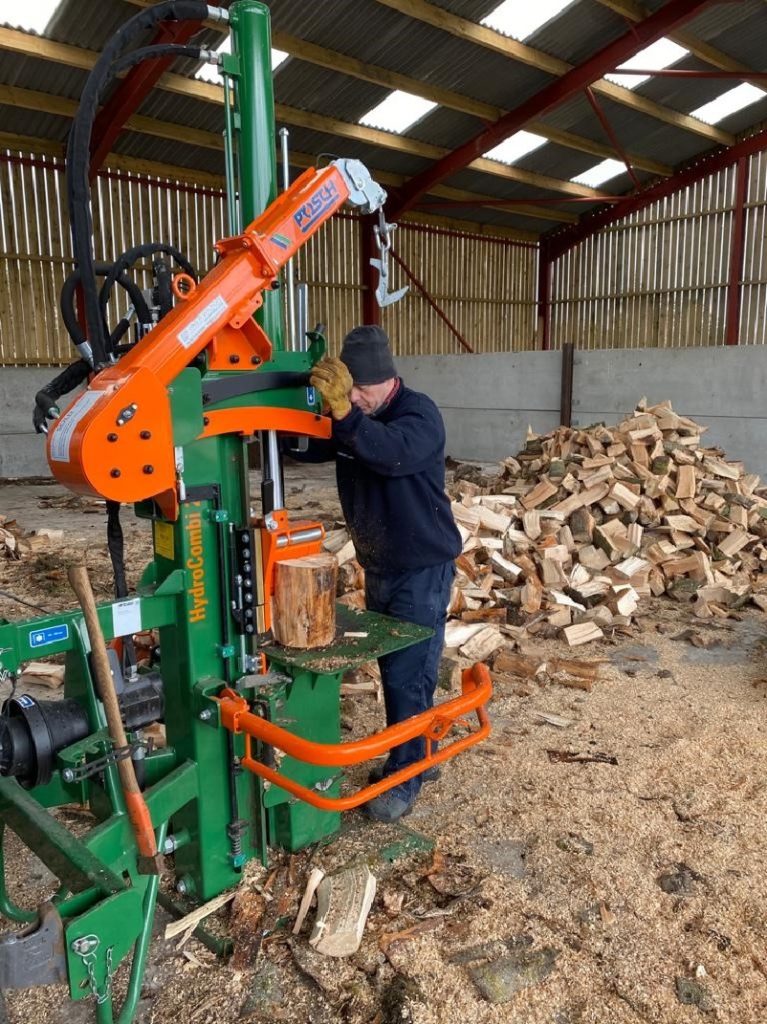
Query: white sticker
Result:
<box><xmin>49</xmin><ymin>390</ymin><xmax>104</xmax><ymax>463</ymax></box>
<box><xmin>112</xmin><ymin>598</ymin><xmax>141</xmax><ymax>638</ymax></box>
<box><xmin>178</xmin><ymin>294</ymin><xmax>228</xmax><ymax>349</ymax></box>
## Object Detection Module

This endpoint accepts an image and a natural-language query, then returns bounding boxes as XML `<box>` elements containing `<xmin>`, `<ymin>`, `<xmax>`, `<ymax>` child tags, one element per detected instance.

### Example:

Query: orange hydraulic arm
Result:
<box><xmin>46</xmin><ymin>160</ymin><xmax>385</xmax><ymax>508</ymax></box>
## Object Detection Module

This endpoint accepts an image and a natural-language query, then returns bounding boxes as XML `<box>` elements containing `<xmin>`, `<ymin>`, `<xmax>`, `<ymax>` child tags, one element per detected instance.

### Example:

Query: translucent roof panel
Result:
<box><xmin>480</xmin><ymin>0</ymin><xmax>576</xmax><ymax>42</ymax></box>
<box><xmin>483</xmin><ymin>131</ymin><xmax>548</xmax><ymax>165</ymax></box>
<box><xmin>691</xmin><ymin>83</ymin><xmax>767</xmax><ymax>125</ymax></box>
<box><xmin>359</xmin><ymin>90</ymin><xmax>437</xmax><ymax>133</ymax></box>
<box><xmin>0</xmin><ymin>0</ymin><xmax>60</xmax><ymax>33</ymax></box>
<box><xmin>571</xmin><ymin>158</ymin><xmax>625</xmax><ymax>188</ymax></box>
<box><xmin>605</xmin><ymin>38</ymin><xmax>689</xmax><ymax>90</ymax></box>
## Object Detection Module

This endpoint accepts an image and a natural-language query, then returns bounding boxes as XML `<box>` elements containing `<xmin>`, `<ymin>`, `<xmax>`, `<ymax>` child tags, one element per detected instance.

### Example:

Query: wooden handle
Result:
<box><xmin>68</xmin><ymin>564</ymin><xmax>160</xmax><ymax>865</ymax></box>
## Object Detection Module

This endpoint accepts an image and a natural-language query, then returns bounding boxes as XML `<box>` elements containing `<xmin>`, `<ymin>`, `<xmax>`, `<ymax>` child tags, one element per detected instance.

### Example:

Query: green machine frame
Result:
<box><xmin>0</xmin><ymin>5</ymin><xmax>490</xmax><ymax>1021</ymax></box>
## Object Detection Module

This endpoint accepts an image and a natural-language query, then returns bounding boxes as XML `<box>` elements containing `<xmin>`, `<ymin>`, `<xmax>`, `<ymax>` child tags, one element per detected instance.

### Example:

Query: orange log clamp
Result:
<box><xmin>216</xmin><ymin>663</ymin><xmax>492</xmax><ymax>811</ymax></box>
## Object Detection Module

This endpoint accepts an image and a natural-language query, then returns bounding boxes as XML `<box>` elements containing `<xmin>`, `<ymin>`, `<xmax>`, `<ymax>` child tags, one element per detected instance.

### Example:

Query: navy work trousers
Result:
<box><xmin>364</xmin><ymin>560</ymin><xmax>454</xmax><ymax>793</ymax></box>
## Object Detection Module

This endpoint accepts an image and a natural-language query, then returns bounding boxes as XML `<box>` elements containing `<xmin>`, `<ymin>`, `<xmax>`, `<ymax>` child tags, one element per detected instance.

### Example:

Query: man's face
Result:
<box><xmin>350</xmin><ymin>378</ymin><xmax>395</xmax><ymax>415</ymax></box>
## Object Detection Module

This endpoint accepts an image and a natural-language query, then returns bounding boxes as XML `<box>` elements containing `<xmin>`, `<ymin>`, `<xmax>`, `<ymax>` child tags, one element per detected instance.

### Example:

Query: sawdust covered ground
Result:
<box><xmin>2</xmin><ymin>469</ymin><xmax>767</xmax><ymax>1023</ymax></box>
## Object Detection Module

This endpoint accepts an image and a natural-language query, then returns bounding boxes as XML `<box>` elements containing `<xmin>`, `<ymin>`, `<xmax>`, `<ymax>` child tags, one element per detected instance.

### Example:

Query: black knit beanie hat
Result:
<box><xmin>340</xmin><ymin>325</ymin><xmax>397</xmax><ymax>385</ymax></box>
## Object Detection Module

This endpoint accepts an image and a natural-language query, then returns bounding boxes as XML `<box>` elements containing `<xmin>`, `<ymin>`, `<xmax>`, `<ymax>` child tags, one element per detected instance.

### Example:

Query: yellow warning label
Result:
<box><xmin>153</xmin><ymin>520</ymin><xmax>175</xmax><ymax>561</ymax></box>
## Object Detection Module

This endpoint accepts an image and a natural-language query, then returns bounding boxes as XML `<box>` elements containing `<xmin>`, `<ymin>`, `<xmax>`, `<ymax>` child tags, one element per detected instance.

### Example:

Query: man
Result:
<box><xmin>306</xmin><ymin>325</ymin><xmax>462</xmax><ymax>823</ymax></box>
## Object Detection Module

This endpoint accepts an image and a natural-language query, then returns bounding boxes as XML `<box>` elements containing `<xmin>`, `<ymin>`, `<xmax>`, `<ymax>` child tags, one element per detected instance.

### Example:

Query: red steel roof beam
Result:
<box><xmin>584</xmin><ymin>86</ymin><xmax>642</xmax><ymax>189</ymax></box>
<box><xmin>88</xmin><ymin>17</ymin><xmax>205</xmax><ymax>180</ymax></box>
<box><xmin>388</xmin><ymin>0</ymin><xmax>717</xmax><ymax>220</ymax></box>
<box><xmin>545</xmin><ymin>126</ymin><xmax>767</xmax><ymax>261</ymax></box>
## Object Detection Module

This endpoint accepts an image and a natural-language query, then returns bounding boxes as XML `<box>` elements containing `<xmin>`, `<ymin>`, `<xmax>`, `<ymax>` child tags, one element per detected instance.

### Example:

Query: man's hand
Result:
<box><xmin>310</xmin><ymin>357</ymin><xmax>353</xmax><ymax>420</ymax></box>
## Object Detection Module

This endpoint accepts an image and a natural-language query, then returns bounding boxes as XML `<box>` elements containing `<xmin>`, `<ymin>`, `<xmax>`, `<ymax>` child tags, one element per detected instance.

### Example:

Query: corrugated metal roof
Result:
<box><xmin>0</xmin><ymin>0</ymin><xmax>763</xmax><ymax>239</ymax></box>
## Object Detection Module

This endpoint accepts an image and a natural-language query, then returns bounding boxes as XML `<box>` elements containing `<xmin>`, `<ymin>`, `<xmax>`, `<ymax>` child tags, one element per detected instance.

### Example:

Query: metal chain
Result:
<box><xmin>63</xmin><ymin>738</ymin><xmax>153</xmax><ymax>783</ymax></box>
<box><xmin>73</xmin><ymin>936</ymin><xmax>115</xmax><ymax>1005</ymax></box>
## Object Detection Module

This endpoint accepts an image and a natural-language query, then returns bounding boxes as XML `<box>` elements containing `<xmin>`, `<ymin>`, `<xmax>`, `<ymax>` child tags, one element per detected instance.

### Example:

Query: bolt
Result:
<box><xmin>229</xmin><ymin>354</ymin><xmax>240</xmax><ymax>364</ymax></box>
<box><xmin>140</xmin><ymin>430</ymin><xmax>151</xmax><ymax>440</ymax></box>
<box><xmin>143</xmin><ymin>465</ymin><xmax>154</xmax><ymax>474</ymax></box>
<box><xmin>198</xmin><ymin>708</ymin><xmax>212</xmax><ymax>722</ymax></box>
<box><xmin>203</xmin><ymin>416</ymin><xmax>210</xmax><ymax>426</ymax></box>
<box><xmin>175</xmin><ymin>877</ymin><xmax>190</xmax><ymax>896</ymax></box>
<box><xmin>107</xmin><ymin>433</ymin><xmax>118</xmax><ymax>443</ymax></box>
<box><xmin>251</xmin><ymin>356</ymin><xmax>261</xmax><ymax>365</ymax></box>
<box><xmin>62</xmin><ymin>768</ymin><xmax>75</xmax><ymax>783</ymax></box>
<box><xmin>163</xmin><ymin>835</ymin><xmax>178</xmax><ymax>855</ymax></box>
<box><xmin>110</xmin><ymin>468</ymin><xmax>121</xmax><ymax>478</ymax></box>
<box><xmin>72</xmin><ymin>936</ymin><xmax>98</xmax><ymax>955</ymax></box>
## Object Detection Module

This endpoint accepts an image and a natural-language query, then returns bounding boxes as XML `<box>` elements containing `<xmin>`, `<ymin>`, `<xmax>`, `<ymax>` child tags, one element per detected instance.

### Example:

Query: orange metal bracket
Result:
<box><xmin>216</xmin><ymin>663</ymin><xmax>492</xmax><ymax>811</ymax></box>
<box><xmin>255</xmin><ymin>509</ymin><xmax>326</xmax><ymax>633</ymax></box>
<box><xmin>199</xmin><ymin>408</ymin><xmax>331</xmax><ymax>442</ymax></box>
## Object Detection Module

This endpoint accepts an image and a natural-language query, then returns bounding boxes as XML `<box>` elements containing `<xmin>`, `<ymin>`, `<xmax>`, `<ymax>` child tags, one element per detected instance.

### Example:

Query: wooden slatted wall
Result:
<box><xmin>549</xmin><ymin>150</ymin><xmax>767</xmax><ymax>349</ymax></box>
<box><xmin>0</xmin><ymin>148</ymin><xmax>538</xmax><ymax>366</ymax></box>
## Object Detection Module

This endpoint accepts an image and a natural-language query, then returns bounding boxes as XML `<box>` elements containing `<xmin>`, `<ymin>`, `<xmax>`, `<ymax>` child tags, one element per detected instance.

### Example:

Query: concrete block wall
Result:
<box><xmin>399</xmin><ymin>346</ymin><xmax>767</xmax><ymax>478</ymax></box>
<box><xmin>397</xmin><ymin>352</ymin><xmax>563</xmax><ymax>463</ymax></box>
<box><xmin>0</xmin><ymin>368</ymin><xmax>71</xmax><ymax>478</ymax></box>
<box><xmin>2</xmin><ymin>347</ymin><xmax>766</xmax><ymax>479</ymax></box>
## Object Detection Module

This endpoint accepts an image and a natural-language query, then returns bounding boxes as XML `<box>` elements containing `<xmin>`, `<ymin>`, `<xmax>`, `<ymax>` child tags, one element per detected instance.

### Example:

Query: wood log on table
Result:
<box><xmin>272</xmin><ymin>553</ymin><xmax>338</xmax><ymax>648</ymax></box>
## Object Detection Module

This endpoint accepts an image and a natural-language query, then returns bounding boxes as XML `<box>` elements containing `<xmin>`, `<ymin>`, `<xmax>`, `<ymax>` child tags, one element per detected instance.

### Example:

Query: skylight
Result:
<box><xmin>483</xmin><ymin>131</ymin><xmax>547</xmax><ymax>165</ymax></box>
<box><xmin>195</xmin><ymin>37</ymin><xmax>288</xmax><ymax>84</ymax></box>
<box><xmin>481</xmin><ymin>0</ymin><xmax>575</xmax><ymax>42</ymax></box>
<box><xmin>359</xmin><ymin>91</ymin><xmax>437</xmax><ymax>134</ymax></box>
<box><xmin>571</xmin><ymin>159</ymin><xmax>626</xmax><ymax>188</ymax></box>
<box><xmin>605</xmin><ymin>38</ymin><xmax>688</xmax><ymax>90</ymax></box>
<box><xmin>0</xmin><ymin>0</ymin><xmax>60</xmax><ymax>33</ymax></box>
<box><xmin>690</xmin><ymin>83</ymin><xmax>767</xmax><ymax>125</ymax></box>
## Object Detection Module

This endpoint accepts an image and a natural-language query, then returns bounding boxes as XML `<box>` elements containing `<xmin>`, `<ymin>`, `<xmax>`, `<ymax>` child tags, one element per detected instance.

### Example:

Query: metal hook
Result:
<box><xmin>369</xmin><ymin>211</ymin><xmax>408</xmax><ymax>308</ymax></box>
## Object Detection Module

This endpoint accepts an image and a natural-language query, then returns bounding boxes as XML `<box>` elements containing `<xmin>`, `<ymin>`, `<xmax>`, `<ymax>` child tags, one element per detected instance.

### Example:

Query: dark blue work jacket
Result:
<box><xmin>289</xmin><ymin>381</ymin><xmax>462</xmax><ymax>574</ymax></box>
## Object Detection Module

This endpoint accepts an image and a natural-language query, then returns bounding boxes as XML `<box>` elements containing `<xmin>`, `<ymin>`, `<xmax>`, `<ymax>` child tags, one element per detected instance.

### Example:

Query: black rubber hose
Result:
<box><xmin>153</xmin><ymin>258</ymin><xmax>174</xmax><ymax>319</ymax></box>
<box><xmin>98</xmin><ymin>242</ymin><xmax>196</xmax><ymax>326</ymax></box>
<box><xmin>110</xmin><ymin>43</ymin><xmax>215</xmax><ymax>77</ymax></box>
<box><xmin>65</xmin><ymin>1</ymin><xmax>209</xmax><ymax>366</ymax></box>
<box><xmin>60</xmin><ymin>262</ymin><xmax>151</xmax><ymax>351</ymax></box>
<box><xmin>32</xmin><ymin>360</ymin><xmax>92</xmax><ymax>433</ymax></box>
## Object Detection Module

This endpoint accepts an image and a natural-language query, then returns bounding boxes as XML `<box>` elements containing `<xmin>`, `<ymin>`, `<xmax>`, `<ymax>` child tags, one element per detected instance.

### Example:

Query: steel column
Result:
<box><xmin>725</xmin><ymin>156</ymin><xmax>749</xmax><ymax>346</ymax></box>
<box><xmin>389</xmin><ymin>0</ymin><xmax>715</xmax><ymax>219</ymax></box>
<box><xmin>537</xmin><ymin>242</ymin><xmax>552</xmax><ymax>351</ymax></box>
<box><xmin>360</xmin><ymin>219</ymin><xmax>381</xmax><ymax>325</ymax></box>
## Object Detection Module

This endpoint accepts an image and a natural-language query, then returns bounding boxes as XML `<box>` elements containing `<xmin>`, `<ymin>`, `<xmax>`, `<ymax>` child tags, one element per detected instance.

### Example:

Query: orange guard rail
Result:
<box><xmin>216</xmin><ymin>663</ymin><xmax>492</xmax><ymax>811</ymax></box>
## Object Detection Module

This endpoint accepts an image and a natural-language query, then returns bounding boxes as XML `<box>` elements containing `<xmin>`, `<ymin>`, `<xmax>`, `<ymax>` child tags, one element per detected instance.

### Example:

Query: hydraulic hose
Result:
<box><xmin>60</xmin><ymin>262</ymin><xmax>151</xmax><ymax>352</ymax></box>
<box><xmin>66</xmin><ymin>0</ymin><xmax>210</xmax><ymax>366</ymax></box>
<box><xmin>98</xmin><ymin>242</ymin><xmax>196</xmax><ymax>327</ymax></box>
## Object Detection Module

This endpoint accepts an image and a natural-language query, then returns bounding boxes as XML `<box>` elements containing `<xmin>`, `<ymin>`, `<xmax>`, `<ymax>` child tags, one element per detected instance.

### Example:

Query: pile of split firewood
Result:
<box><xmin>0</xmin><ymin>517</ymin><xmax>62</xmax><ymax>559</ymax></box>
<box><xmin>325</xmin><ymin>399</ymin><xmax>767</xmax><ymax>657</ymax></box>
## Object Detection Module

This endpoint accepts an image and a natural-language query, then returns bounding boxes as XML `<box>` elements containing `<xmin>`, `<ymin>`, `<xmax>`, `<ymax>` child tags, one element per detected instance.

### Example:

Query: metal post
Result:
<box><xmin>537</xmin><ymin>242</ymin><xmax>552</xmax><ymax>351</ymax></box>
<box><xmin>360</xmin><ymin>219</ymin><xmax>381</xmax><ymax>325</ymax></box>
<box><xmin>560</xmin><ymin>342</ymin><xmax>574</xmax><ymax>428</ymax></box>
<box><xmin>222</xmin><ymin>74</ymin><xmax>240</xmax><ymax>234</ymax></box>
<box><xmin>229</xmin><ymin>0</ymin><xmax>281</xmax><ymax>348</ymax></box>
<box><xmin>230</xmin><ymin>0</ymin><xmax>284</xmax><ymax>512</ymax></box>
<box><xmin>725</xmin><ymin>156</ymin><xmax>749</xmax><ymax>347</ymax></box>
<box><xmin>279</xmin><ymin>128</ymin><xmax>298</xmax><ymax>350</ymax></box>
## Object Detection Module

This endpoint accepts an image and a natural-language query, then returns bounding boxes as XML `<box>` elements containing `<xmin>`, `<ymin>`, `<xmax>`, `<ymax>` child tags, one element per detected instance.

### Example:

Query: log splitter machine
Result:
<box><xmin>0</xmin><ymin>3</ymin><xmax>492</xmax><ymax>1020</ymax></box>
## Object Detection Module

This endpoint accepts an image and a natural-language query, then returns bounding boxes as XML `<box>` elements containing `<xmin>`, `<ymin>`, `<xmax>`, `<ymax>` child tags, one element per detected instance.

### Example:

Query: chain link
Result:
<box><xmin>73</xmin><ymin>935</ymin><xmax>115</xmax><ymax>1005</ymax></box>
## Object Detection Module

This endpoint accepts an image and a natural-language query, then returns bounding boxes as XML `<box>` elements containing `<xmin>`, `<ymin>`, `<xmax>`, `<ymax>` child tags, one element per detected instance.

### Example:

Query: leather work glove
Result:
<box><xmin>310</xmin><ymin>357</ymin><xmax>353</xmax><ymax>420</ymax></box>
